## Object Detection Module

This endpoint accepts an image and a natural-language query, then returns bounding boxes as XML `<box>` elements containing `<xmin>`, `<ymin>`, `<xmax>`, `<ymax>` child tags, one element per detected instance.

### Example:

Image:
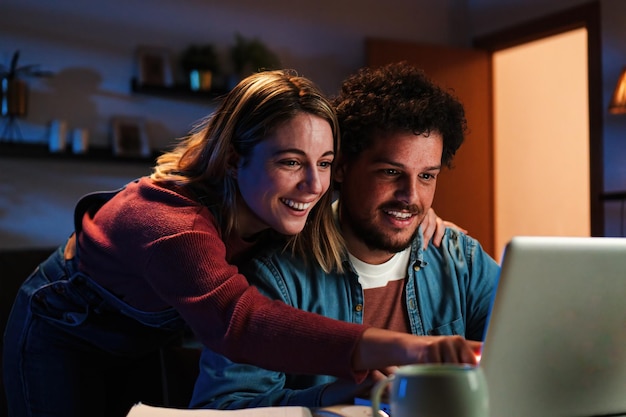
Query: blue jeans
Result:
<box><xmin>3</xmin><ymin>244</ymin><xmax>187</xmax><ymax>417</ymax></box>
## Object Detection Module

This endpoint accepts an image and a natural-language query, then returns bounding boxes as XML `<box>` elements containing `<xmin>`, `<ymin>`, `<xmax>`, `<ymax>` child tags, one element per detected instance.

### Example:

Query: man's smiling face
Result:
<box><xmin>336</xmin><ymin>130</ymin><xmax>443</xmax><ymax>264</ymax></box>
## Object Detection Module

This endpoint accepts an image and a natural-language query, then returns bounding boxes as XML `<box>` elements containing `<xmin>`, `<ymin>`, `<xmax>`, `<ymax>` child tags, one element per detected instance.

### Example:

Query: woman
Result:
<box><xmin>3</xmin><ymin>70</ymin><xmax>476</xmax><ymax>417</ymax></box>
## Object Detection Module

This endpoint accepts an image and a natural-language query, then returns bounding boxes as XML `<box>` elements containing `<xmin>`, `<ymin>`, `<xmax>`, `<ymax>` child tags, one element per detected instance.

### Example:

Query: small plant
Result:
<box><xmin>180</xmin><ymin>44</ymin><xmax>220</xmax><ymax>74</ymax></box>
<box><xmin>230</xmin><ymin>33</ymin><xmax>280</xmax><ymax>77</ymax></box>
<box><xmin>1</xmin><ymin>50</ymin><xmax>52</xmax><ymax>120</ymax></box>
<box><xmin>0</xmin><ymin>50</ymin><xmax>52</xmax><ymax>80</ymax></box>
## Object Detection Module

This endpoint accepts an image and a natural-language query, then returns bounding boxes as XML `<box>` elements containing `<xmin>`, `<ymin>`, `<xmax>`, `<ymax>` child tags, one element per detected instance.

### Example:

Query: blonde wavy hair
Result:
<box><xmin>151</xmin><ymin>70</ymin><xmax>344</xmax><ymax>272</ymax></box>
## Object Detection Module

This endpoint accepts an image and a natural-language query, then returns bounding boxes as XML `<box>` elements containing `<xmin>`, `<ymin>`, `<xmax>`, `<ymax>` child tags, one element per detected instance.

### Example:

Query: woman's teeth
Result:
<box><xmin>281</xmin><ymin>198</ymin><xmax>310</xmax><ymax>211</ymax></box>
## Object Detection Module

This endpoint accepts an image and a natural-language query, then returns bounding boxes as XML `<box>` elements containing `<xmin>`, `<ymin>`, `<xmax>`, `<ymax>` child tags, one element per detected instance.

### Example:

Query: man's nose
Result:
<box><xmin>395</xmin><ymin>177</ymin><xmax>419</xmax><ymax>204</ymax></box>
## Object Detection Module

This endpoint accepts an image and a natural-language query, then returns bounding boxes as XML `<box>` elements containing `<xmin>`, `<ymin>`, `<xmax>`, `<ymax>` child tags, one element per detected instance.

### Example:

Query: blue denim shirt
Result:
<box><xmin>190</xmin><ymin>227</ymin><xmax>500</xmax><ymax>409</ymax></box>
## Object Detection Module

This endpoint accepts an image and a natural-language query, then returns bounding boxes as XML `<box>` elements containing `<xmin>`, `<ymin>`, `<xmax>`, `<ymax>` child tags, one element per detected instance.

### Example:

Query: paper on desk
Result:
<box><xmin>126</xmin><ymin>403</ymin><xmax>313</xmax><ymax>417</ymax></box>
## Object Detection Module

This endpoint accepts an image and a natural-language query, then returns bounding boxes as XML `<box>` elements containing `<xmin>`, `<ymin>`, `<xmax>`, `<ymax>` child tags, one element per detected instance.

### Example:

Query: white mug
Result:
<box><xmin>371</xmin><ymin>364</ymin><xmax>489</xmax><ymax>417</ymax></box>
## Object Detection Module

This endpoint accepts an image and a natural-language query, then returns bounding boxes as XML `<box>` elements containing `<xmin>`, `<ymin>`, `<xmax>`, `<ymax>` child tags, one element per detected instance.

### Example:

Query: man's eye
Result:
<box><xmin>319</xmin><ymin>161</ymin><xmax>332</xmax><ymax>168</ymax></box>
<box><xmin>281</xmin><ymin>160</ymin><xmax>300</xmax><ymax>167</ymax></box>
<box><xmin>420</xmin><ymin>173</ymin><xmax>436</xmax><ymax>180</ymax></box>
<box><xmin>383</xmin><ymin>169</ymin><xmax>400</xmax><ymax>176</ymax></box>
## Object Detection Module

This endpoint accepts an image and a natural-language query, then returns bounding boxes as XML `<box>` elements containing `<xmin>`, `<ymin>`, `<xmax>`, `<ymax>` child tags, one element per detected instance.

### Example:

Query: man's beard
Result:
<box><xmin>343</xmin><ymin>205</ymin><xmax>421</xmax><ymax>254</ymax></box>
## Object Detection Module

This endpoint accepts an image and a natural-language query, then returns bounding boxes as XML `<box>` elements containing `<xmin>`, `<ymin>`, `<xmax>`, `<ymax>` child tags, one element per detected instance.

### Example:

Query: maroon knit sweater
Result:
<box><xmin>77</xmin><ymin>177</ymin><xmax>367</xmax><ymax>380</ymax></box>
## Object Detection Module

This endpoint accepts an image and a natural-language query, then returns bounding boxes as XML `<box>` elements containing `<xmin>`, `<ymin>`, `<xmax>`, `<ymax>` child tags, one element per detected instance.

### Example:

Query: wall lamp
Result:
<box><xmin>609</xmin><ymin>67</ymin><xmax>626</xmax><ymax>114</ymax></box>
<box><xmin>606</xmin><ymin>67</ymin><xmax>626</xmax><ymax>236</ymax></box>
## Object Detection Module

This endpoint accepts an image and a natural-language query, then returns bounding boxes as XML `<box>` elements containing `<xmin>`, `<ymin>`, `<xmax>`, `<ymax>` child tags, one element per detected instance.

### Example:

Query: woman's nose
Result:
<box><xmin>299</xmin><ymin>167</ymin><xmax>324</xmax><ymax>194</ymax></box>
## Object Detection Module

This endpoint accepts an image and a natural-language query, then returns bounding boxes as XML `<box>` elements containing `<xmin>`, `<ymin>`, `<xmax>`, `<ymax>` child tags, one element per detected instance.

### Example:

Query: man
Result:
<box><xmin>189</xmin><ymin>62</ymin><xmax>500</xmax><ymax>409</ymax></box>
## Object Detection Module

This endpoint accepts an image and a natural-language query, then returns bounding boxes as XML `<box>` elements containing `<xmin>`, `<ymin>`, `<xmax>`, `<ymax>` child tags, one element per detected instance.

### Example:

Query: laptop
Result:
<box><xmin>480</xmin><ymin>236</ymin><xmax>626</xmax><ymax>417</ymax></box>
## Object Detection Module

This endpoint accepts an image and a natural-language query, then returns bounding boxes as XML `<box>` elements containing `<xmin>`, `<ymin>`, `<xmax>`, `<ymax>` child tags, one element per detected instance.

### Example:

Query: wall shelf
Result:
<box><xmin>0</xmin><ymin>142</ymin><xmax>158</xmax><ymax>164</ymax></box>
<box><xmin>130</xmin><ymin>78</ymin><xmax>228</xmax><ymax>102</ymax></box>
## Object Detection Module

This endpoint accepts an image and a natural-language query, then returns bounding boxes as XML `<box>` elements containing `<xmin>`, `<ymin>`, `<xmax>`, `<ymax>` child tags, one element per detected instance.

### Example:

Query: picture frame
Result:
<box><xmin>111</xmin><ymin>117</ymin><xmax>151</xmax><ymax>158</ymax></box>
<box><xmin>135</xmin><ymin>46</ymin><xmax>174</xmax><ymax>87</ymax></box>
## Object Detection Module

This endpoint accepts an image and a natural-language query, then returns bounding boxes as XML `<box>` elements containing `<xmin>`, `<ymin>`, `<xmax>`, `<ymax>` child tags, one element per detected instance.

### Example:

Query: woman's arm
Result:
<box><xmin>146</xmin><ymin>228</ymin><xmax>477</xmax><ymax>382</ymax></box>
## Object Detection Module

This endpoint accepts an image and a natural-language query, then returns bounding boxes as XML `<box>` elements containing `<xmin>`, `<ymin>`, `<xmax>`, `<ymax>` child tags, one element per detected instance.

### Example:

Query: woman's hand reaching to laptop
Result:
<box><xmin>353</xmin><ymin>328</ymin><xmax>481</xmax><ymax>372</ymax></box>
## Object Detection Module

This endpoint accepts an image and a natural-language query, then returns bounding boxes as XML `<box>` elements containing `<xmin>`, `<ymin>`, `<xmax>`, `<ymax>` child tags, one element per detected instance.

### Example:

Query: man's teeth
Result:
<box><xmin>386</xmin><ymin>210</ymin><xmax>412</xmax><ymax>219</ymax></box>
<box><xmin>281</xmin><ymin>199</ymin><xmax>310</xmax><ymax>211</ymax></box>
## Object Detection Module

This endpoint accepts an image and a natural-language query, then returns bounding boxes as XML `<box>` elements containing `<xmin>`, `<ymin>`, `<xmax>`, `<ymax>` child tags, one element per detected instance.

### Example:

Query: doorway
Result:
<box><xmin>475</xmin><ymin>1</ymin><xmax>603</xmax><ymax>259</ymax></box>
<box><xmin>492</xmin><ymin>28</ymin><xmax>590</xmax><ymax>260</ymax></box>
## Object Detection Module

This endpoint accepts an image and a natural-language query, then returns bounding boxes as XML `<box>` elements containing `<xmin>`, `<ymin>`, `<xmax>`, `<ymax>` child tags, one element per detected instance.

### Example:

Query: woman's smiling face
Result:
<box><xmin>235</xmin><ymin>112</ymin><xmax>335</xmax><ymax>238</ymax></box>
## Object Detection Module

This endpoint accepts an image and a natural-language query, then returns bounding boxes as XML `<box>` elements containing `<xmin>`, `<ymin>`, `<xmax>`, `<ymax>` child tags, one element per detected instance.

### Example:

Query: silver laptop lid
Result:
<box><xmin>481</xmin><ymin>236</ymin><xmax>626</xmax><ymax>417</ymax></box>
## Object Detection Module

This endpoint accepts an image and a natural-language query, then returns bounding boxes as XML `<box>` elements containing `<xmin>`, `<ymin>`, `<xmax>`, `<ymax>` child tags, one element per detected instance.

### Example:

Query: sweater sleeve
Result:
<box><xmin>143</xmin><ymin>226</ymin><xmax>368</xmax><ymax>381</ymax></box>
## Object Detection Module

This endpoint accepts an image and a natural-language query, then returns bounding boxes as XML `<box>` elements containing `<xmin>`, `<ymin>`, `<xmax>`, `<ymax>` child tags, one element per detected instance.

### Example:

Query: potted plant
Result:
<box><xmin>0</xmin><ymin>50</ymin><xmax>52</xmax><ymax>141</ymax></box>
<box><xmin>229</xmin><ymin>33</ymin><xmax>281</xmax><ymax>87</ymax></box>
<box><xmin>0</xmin><ymin>50</ymin><xmax>52</xmax><ymax>117</ymax></box>
<box><xmin>180</xmin><ymin>44</ymin><xmax>220</xmax><ymax>92</ymax></box>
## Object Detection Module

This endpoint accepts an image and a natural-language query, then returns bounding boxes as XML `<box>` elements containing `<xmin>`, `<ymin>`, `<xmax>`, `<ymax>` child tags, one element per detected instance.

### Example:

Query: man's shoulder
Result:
<box><xmin>241</xmin><ymin>243</ymin><xmax>326</xmax><ymax>283</ymax></box>
<box><xmin>241</xmin><ymin>242</ymin><xmax>350</xmax><ymax>307</ymax></box>
<box><xmin>248</xmin><ymin>242</ymin><xmax>307</xmax><ymax>267</ymax></box>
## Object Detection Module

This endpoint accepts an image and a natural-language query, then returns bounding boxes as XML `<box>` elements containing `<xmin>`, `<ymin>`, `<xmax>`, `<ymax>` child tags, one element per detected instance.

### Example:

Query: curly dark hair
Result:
<box><xmin>333</xmin><ymin>62</ymin><xmax>467</xmax><ymax>168</ymax></box>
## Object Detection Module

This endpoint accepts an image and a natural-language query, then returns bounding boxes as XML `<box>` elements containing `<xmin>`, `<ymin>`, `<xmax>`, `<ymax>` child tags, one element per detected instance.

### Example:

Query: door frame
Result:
<box><xmin>473</xmin><ymin>1</ymin><xmax>603</xmax><ymax>236</ymax></box>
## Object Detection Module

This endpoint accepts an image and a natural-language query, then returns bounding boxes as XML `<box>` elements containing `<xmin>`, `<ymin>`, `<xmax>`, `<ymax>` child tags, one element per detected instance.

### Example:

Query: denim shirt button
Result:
<box><xmin>413</xmin><ymin>264</ymin><xmax>420</xmax><ymax>271</ymax></box>
<box><xmin>355</xmin><ymin>304</ymin><xmax>363</xmax><ymax>312</ymax></box>
<box><xmin>408</xmin><ymin>299</ymin><xmax>416</xmax><ymax>309</ymax></box>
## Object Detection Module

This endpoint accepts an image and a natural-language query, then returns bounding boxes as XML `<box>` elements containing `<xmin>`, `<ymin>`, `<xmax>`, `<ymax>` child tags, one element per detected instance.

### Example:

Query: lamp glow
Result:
<box><xmin>609</xmin><ymin>67</ymin><xmax>626</xmax><ymax>114</ymax></box>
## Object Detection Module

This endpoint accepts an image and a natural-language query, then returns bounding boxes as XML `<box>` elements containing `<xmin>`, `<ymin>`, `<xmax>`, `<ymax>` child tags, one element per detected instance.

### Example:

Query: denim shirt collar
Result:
<box><xmin>413</xmin><ymin>225</ymin><xmax>429</xmax><ymax>269</ymax></box>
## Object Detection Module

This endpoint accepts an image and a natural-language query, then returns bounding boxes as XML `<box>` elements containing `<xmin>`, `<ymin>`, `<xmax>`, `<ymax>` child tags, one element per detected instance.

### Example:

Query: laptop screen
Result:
<box><xmin>480</xmin><ymin>236</ymin><xmax>626</xmax><ymax>417</ymax></box>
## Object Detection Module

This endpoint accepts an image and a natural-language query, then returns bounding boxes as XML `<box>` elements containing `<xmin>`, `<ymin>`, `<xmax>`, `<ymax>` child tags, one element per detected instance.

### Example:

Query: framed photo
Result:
<box><xmin>111</xmin><ymin>117</ymin><xmax>151</xmax><ymax>158</ymax></box>
<box><xmin>135</xmin><ymin>46</ymin><xmax>174</xmax><ymax>87</ymax></box>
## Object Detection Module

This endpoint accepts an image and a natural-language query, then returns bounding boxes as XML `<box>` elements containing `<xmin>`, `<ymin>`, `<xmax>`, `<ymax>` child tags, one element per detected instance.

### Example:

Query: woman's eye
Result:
<box><xmin>280</xmin><ymin>160</ymin><xmax>300</xmax><ymax>167</ymax></box>
<box><xmin>319</xmin><ymin>161</ymin><xmax>332</xmax><ymax>168</ymax></box>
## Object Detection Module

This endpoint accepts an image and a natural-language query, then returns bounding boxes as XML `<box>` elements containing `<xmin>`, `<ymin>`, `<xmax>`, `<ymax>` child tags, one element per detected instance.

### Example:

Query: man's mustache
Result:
<box><xmin>381</xmin><ymin>203</ymin><xmax>422</xmax><ymax>215</ymax></box>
